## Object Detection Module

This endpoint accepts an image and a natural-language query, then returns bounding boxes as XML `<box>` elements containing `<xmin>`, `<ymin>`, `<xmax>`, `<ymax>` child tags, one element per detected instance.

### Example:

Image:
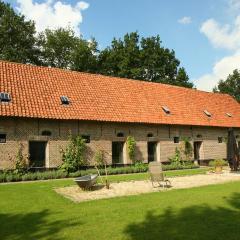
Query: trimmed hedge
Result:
<box><xmin>0</xmin><ymin>163</ymin><xmax>199</xmax><ymax>183</ymax></box>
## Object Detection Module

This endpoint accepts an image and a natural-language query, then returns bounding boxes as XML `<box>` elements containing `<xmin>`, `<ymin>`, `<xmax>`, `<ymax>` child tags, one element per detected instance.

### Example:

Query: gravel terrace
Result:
<box><xmin>55</xmin><ymin>171</ymin><xmax>240</xmax><ymax>202</ymax></box>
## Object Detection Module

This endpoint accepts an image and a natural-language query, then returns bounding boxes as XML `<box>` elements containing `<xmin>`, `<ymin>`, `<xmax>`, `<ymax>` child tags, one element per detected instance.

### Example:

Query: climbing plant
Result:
<box><xmin>126</xmin><ymin>136</ymin><xmax>136</xmax><ymax>163</ymax></box>
<box><xmin>182</xmin><ymin>137</ymin><xmax>193</xmax><ymax>161</ymax></box>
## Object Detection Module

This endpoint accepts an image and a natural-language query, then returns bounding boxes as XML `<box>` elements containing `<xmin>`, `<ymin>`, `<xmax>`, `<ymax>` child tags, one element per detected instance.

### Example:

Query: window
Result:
<box><xmin>0</xmin><ymin>92</ymin><xmax>11</xmax><ymax>102</ymax></box>
<box><xmin>82</xmin><ymin>135</ymin><xmax>90</xmax><ymax>143</ymax></box>
<box><xmin>147</xmin><ymin>133</ymin><xmax>153</xmax><ymax>138</ymax></box>
<box><xmin>218</xmin><ymin>137</ymin><xmax>223</xmax><ymax>143</ymax></box>
<box><xmin>174</xmin><ymin>136</ymin><xmax>179</xmax><ymax>143</ymax></box>
<box><xmin>0</xmin><ymin>134</ymin><xmax>6</xmax><ymax>143</ymax></box>
<box><xmin>117</xmin><ymin>132</ymin><xmax>124</xmax><ymax>137</ymax></box>
<box><xmin>226</xmin><ymin>113</ymin><xmax>232</xmax><ymax>117</ymax></box>
<box><xmin>162</xmin><ymin>106</ymin><xmax>170</xmax><ymax>114</ymax></box>
<box><xmin>204</xmin><ymin>110</ymin><xmax>211</xmax><ymax>117</ymax></box>
<box><xmin>41</xmin><ymin>130</ymin><xmax>52</xmax><ymax>136</ymax></box>
<box><xmin>60</xmin><ymin>96</ymin><xmax>70</xmax><ymax>105</ymax></box>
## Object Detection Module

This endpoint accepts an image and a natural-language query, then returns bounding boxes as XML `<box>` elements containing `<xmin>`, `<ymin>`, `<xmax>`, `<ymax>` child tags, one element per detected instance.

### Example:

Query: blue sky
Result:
<box><xmin>6</xmin><ymin>0</ymin><xmax>240</xmax><ymax>91</ymax></box>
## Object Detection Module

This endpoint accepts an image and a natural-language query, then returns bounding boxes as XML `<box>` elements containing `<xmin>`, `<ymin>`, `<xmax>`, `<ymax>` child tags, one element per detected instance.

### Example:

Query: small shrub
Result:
<box><xmin>169</xmin><ymin>148</ymin><xmax>182</xmax><ymax>167</ymax></box>
<box><xmin>7</xmin><ymin>143</ymin><xmax>29</xmax><ymax>174</ymax></box>
<box><xmin>134</xmin><ymin>162</ymin><xmax>148</xmax><ymax>172</ymax></box>
<box><xmin>60</xmin><ymin>135</ymin><xmax>87</xmax><ymax>173</ymax></box>
<box><xmin>15</xmin><ymin>143</ymin><xmax>29</xmax><ymax>173</ymax></box>
<box><xmin>209</xmin><ymin>159</ymin><xmax>228</xmax><ymax>167</ymax></box>
<box><xmin>0</xmin><ymin>161</ymin><xmax>199</xmax><ymax>183</ymax></box>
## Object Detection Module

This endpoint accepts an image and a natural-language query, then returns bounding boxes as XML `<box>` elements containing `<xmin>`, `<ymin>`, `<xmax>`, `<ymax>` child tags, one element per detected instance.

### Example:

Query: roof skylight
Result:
<box><xmin>0</xmin><ymin>92</ymin><xmax>11</xmax><ymax>102</ymax></box>
<box><xmin>60</xmin><ymin>96</ymin><xmax>70</xmax><ymax>105</ymax></box>
<box><xmin>162</xmin><ymin>106</ymin><xmax>170</xmax><ymax>114</ymax></box>
<box><xmin>204</xmin><ymin>110</ymin><xmax>211</xmax><ymax>117</ymax></box>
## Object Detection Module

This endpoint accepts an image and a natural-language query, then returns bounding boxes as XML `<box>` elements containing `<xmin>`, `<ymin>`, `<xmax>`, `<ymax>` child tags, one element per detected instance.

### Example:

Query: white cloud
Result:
<box><xmin>178</xmin><ymin>16</ymin><xmax>192</xmax><ymax>25</ymax></box>
<box><xmin>16</xmin><ymin>0</ymin><xmax>89</xmax><ymax>35</ymax></box>
<box><xmin>195</xmin><ymin>1</ymin><xmax>240</xmax><ymax>92</ymax></box>
<box><xmin>200</xmin><ymin>17</ymin><xmax>240</xmax><ymax>50</ymax></box>
<box><xmin>195</xmin><ymin>52</ymin><xmax>240</xmax><ymax>91</ymax></box>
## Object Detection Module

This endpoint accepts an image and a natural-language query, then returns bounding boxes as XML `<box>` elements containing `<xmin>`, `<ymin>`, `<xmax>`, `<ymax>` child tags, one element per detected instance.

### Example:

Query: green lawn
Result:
<box><xmin>1</xmin><ymin>168</ymin><xmax>240</xmax><ymax>240</ymax></box>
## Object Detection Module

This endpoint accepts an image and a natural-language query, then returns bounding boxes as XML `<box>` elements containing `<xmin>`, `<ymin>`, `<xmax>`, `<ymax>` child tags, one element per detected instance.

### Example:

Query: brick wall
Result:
<box><xmin>0</xmin><ymin>117</ymin><xmax>238</xmax><ymax>169</ymax></box>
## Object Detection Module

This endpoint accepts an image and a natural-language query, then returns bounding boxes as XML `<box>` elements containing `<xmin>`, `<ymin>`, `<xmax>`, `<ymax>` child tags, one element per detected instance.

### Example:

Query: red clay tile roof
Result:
<box><xmin>1</xmin><ymin>60</ymin><xmax>240</xmax><ymax>127</ymax></box>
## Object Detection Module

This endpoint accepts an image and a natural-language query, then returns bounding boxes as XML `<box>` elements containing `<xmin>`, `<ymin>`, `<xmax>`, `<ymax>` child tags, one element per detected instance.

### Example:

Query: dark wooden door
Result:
<box><xmin>194</xmin><ymin>141</ymin><xmax>202</xmax><ymax>160</ymax></box>
<box><xmin>112</xmin><ymin>142</ymin><xmax>124</xmax><ymax>164</ymax></box>
<box><xmin>29</xmin><ymin>141</ymin><xmax>46</xmax><ymax>167</ymax></box>
<box><xmin>148</xmin><ymin>142</ymin><xmax>157</xmax><ymax>162</ymax></box>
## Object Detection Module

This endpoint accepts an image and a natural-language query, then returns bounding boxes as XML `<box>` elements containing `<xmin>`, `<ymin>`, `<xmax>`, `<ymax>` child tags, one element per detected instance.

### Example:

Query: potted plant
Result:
<box><xmin>209</xmin><ymin>159</ymin><xmax>228</xmax><ymax>173</ymax></box>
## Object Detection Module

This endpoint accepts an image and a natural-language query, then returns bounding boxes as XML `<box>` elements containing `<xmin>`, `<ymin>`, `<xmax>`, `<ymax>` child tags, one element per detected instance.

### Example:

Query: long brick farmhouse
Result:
<box><xmin>1</xmin><ymin>60</ymin><xmax>240</xmax><ymax>169</ymax></box>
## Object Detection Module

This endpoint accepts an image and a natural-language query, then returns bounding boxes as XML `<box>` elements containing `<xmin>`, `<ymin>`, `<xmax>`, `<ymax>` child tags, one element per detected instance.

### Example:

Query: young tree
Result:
<box><xmin>94</xmin><ymin>149</ymin><xmax>110</xmax><ymax>189</ymax></box>
<box><xmin>213</xmin><ymin>69</ymin><xmax>240</xmax><ymax>102</ymax></box>
<box><xmin>0</xmin><ymin>1</ymin><xmax>39</xmax><ymax>64</ymax></box>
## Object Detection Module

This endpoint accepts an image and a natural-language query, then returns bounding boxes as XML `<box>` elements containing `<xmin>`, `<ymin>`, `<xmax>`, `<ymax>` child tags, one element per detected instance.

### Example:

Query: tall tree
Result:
<box><xmin>139</xmin><ymin>35</ymin><xmax>179</xmax><ymax>82</ymax></box>
<box><xmin>175</xmin><ymin>67</ymin><xmax>193</xmax><ymax>88</ymax></box>
<box><xmin>37</xmin><ymin>28</ymin><xmax>77</xmax><ymax>69</ymax></box>
<box><xmin>213</xmin><ymin>69</ymin><xmax>240</xmax><ymax>102</ymax></box>
<box><xmin>0</xmin><ymin>1</ymin><xmax>39</xmax><ymax>64</ymax></box>
<box><xmin>98</xmin><ymin>32</ymin><xmax>193</xmax><ymax>88</ymax></box>
<box><xmin>98</xmin><ymin>32</ymin><xmax>141</xmax><ymax>79</ymax></box>
<box><xmin>38</xmin><ymin>27</ymin><xmax>98</xmax><ymax>72</ymax></box>
<box><xmin>71</xmin><ymin>38</ymin><xmax>98</xmax><ymax>73</ymax></box>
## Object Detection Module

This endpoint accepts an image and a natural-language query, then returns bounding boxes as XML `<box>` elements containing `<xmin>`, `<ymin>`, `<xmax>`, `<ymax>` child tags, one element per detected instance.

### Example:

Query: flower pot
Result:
<box><xmin>215</xmin><ymin>166</ymin><xmax>223</xmax><ymax>174</ymax></box>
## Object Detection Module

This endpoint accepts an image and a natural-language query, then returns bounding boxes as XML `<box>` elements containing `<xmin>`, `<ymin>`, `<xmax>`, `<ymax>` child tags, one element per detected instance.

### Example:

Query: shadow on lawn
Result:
<box><xmin>125</xmin><ymin>193</ymin><xmax>240</xmax><ymax>240</ymax></box>
<box><xmin>0</xmin><ymin>209</ymin><xmax>79</xmax><ymax>240</ymax></box>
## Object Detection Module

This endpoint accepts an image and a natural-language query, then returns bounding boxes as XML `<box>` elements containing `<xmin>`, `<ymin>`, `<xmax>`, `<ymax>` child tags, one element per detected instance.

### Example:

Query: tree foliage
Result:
<box><xmin>0</xmin><ymin>1</ymin><xmax>39</xmax><ymax>64</ymax></box>
<box><xmin>213</xmin><ymin>69</ymin><xmax>240</xmax><ymax>102</ymax></box>
<box><xmin>38</xmin><ymin>27</ymin><xmax>98</xmax><ymax>72</ymax></box>
<box><xmin>98</xmin><ymin>32</ymin><xmax>193</xmax><ymax>87</ymax></box>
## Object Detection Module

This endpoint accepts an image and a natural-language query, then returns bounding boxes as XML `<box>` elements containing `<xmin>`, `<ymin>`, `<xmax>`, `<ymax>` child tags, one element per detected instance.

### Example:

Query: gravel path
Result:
<box><xmin>55</xmin><ymin>171</ymin><xmax>240</xmax><ymax>203</ymax></box>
